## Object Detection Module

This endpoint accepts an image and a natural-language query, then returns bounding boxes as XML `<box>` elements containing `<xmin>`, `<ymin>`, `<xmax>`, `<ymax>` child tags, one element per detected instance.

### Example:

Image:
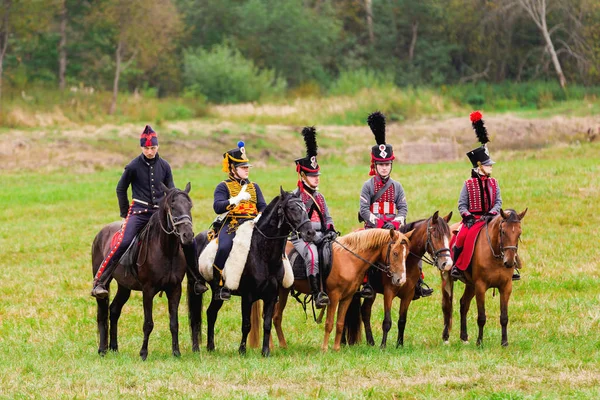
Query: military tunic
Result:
<box><xmin>213</xmin><ymin>178</ymin><xmax>267</xmax><ymax>272</ymax></box>
<box><xmin>359</xmin><ymin>176</ymin><xmax>407</xmax><ymax>229</ymax></box>
<box><xmin>290</xmin><ymin>186</ymin><xmax>334</xmax><ymax>276</ymax></box>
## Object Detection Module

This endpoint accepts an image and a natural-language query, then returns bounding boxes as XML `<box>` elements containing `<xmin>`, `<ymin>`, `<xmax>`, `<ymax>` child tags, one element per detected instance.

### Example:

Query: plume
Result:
<box><xmin>367</xmin><ymin>111</ymin><xmax>386</xmax><ymax>145</ymax></box>
<box><xmin>470</xmin><ymin>110</ymin><xmax>490</xmax><ymax>145</ymax></box>
<box><xmin>301</xmin><ymin>126</ymin><xmax>318</xmax><ymax>157</ymax></box>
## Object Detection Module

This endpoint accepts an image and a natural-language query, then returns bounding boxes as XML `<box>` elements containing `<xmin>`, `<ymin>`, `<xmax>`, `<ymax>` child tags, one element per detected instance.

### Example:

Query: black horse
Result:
<box><xmin>188</xmin><ymin>188</ymin><xmax>315</xmax><ymax>357</ymax></box>
<box><xmin>91</xmin><ymin>182</ymin><xmax>194</xmax><ymax>360</ymax></box>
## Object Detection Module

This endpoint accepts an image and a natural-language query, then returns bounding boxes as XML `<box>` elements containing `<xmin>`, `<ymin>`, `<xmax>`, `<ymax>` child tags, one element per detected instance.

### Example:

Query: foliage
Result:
<box><xmin>183</xmin><ymin>43</ymin><xmax>286</xmax><ymax>104</ymax></box>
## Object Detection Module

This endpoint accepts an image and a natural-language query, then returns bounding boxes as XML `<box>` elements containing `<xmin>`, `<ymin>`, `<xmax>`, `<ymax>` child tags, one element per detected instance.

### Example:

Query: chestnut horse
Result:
<box><xmin>353</xmin><ymin>211</ymin><xmax>453</xmax><ymax>348</ymax></box>
<box><xmin>270</xmin><ymin>228</ymin><xmax>411</xmax><ymax>351</ymax></box>
<box><xmin>441</xmin><ymin>208</ymin><xmax>527</xmax><ymax>346</ymax></box>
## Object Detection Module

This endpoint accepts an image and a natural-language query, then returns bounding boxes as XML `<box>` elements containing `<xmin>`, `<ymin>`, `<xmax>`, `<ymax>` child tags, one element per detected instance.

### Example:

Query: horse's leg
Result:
<box><xmin>273</xmin><ymin>287</ymin><xmax>290</xmax><ymax>348</ymax></box>
<box><xmin>187</xmin><ymin>280</ymin><xmax>203</xmax><ymax>352</ymax></box>
<box><xmin>96</xmin><ymin>296</ymin><xmax>109</xmax><ymax>355</ymax></box>
<box><xmin>475</xmin><ymin>282</ymin><xmax>488</xmax><ymax>346</ymax></box>
<box><xmin>333</xmin><ymin>297</ymin><xmax>354</xmax><ymax>351</ymax></box>
<box><xmin>322</xmin><ymin>292</ymin><xmax>340</xmax><ymax>352</ymax></box>
<box><xmin>239</xmin><ymin>296</ymin><xmax>253</xmax><ymax>355</ymax></box>
<box><xmin>261</xmin><ymin>296</ymin><xmax>277</xmax><ymax>357</ymax></box>
<box><xmin>441</xmin><ymin>274</ymin><xmax>454</xmax><ymax>343</ymax></box>
<box><xmin>380</xmin><ymin>286</ymin><xmax>396</xmax><ymax>349</ymax></box>
<box><xmin>166</xmin><ymin>284</ymin><xmax>182</xmax><ymax>357</ymax></box>
<box><xmin>206</xmin><ymin>297</ymin><xmax>224</xmax><ymax>352</ymax></box>
<box><xmin>396</xmin><ymin>294</ymin><xmax>412</xmax><ymax>348</ymax></box>
<box><xmin>139</xmin><ymin>288</ymin><xmax>157</xmax><ymax>360</ymax></box>
<box><xmin>108</xmin><ymin>284</ymin><xmax>131</xmax><ymax>352</ymax></box>
<box><xmin>459</xmin><ymin>284</ymin><xmax>476</xmax><ymax>343</ymax></box>
<box><xmin>499</xmin><ymin>284</ymin><xmax>513</xmax><ymax>347</ymax></box>
<box><xmin>361</xmin><ymin>295</ymin><xmax>376</xmax><ymax>346</ymax></box>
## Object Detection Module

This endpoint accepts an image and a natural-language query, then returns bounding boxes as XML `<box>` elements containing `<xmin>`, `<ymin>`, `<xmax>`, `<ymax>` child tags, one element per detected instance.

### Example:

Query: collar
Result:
<box><xmin>142</xmin><ymin>153</ymin><xmax>158</xmax><ymax>165</ymax></box>
<box><xmin>301</xmin><ymin>181</ymin><xmax>317</xmax><ymax>194</ymax></box>
<box><xmin>228</xmin><ymin>175</ymin><xmax>249</xmax><ymax>186</ymax></box>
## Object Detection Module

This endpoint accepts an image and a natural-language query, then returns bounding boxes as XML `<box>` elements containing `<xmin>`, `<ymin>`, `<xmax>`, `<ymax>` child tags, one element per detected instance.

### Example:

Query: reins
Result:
<box><xmin>486</xmin><ymin>219</ymin><xmax>519</xmax><ymax>259</ymax></box>
<box><xmin>158</xmin><ymin>191</ymin><xmax>193</xmax><ymax>239</ymax></box>
<box><xmin>254</xmin><ymin>196</ymin><xmax>311</xmax><ymax>240</ymax></box>
<box><xmin>409</xmin><ymin>219</ymin><xmax>451</xmax><ymax>269</ymax></box>
<box><xmin>332</xmin><ymin>237</ymin><xmax>395</xmax><ymax>278</ymax></box>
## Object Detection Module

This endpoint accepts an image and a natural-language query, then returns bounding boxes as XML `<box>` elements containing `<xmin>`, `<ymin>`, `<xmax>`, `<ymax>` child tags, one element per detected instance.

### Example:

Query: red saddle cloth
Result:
<box><xmin>450</xmin><ymin>221</ymin><xmax>486</xmax><ymax>271</ymax></box>
<box><xmin>110</xmin><ymin>230</ymin><xmax>123</xmax><ymax>249</ymax></box>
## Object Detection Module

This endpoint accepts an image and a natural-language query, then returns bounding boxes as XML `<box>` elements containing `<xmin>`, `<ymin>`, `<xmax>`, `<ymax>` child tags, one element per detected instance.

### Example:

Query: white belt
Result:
<box><xmin>133</xmin><ymin>198</ymin><xmax>159</xmax><ymax>208</ymax></box>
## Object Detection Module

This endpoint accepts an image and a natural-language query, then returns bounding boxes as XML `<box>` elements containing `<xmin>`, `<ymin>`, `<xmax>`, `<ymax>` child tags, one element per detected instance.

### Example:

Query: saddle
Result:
<box><xmin>109</xmin><ymin>225</ymin><xmax>150</xmax><ymax>277</ymax></box>
<box><xmin>289</xmin><ymin>237</ymin><xmax>333</xmax><ymax>281</ymax></box>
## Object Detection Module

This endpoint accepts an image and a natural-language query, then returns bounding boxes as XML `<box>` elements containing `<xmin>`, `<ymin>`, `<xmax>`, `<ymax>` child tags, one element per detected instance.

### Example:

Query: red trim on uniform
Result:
<box><xmin>95</xmin><ymin>202</ymin><xmax>133</xmax><ymax>280</ymax></box>
<box><xmin>306</xmin><ymin>242</ymin><xmax>316</xmax><ymax>275</ymax></box>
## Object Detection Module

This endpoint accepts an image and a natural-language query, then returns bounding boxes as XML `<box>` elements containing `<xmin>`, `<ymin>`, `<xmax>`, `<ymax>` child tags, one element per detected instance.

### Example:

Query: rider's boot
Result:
<box><xmin>91</xmin><ymin>267</ymin><xmax>111</xmax><ymax>299</ymax></box>
<box><xmin>512</xmin><ymin>268</ymin><xmax>521</xmax><ymax>281</ymax></box>
<box><xmin>182</xmin><ymin>241</ymin><xmax>208</xmax><ymax>295</ymax></box>
<box><xmin>212</xmin><ymin>265</ymin><xmax>230</xmax><ymax>301</ymax></box>
<box><xmin>413</xmin><ymin>277</ymin><xmax>434</xmax><ymax>300</ymax></box>
<box><xmin>359</xmin><ymin>276</ymin><xmax>375</xmax><ymax>299</ymax></box>
<box><xmin>309</xmin><ymin>274</ymin><xmax>329</xmax><ymax>309</ymax></box>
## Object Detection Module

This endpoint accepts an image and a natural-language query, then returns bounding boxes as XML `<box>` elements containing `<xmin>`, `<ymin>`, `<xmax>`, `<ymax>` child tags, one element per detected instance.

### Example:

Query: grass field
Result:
<box><xmin>0</xmin><ymin>140</ymin><xmax>599</xmax><ymax>399</ymax></box>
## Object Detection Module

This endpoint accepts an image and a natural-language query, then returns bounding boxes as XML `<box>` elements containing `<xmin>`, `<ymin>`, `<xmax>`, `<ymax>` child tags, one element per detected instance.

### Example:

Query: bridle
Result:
<box><xmin>159</xmin><ymin>191</ymin><xmax>193</xmax><ymax>239</ymax></box>
<box><xmin>254</xmin><ymin>195</ymin><xmax>312</xmax><ymax>240</ymax></box>
<box><xmin>410</xmin><ymin>218</ymin><xmax>451</xmax><ymax>269</ymax></box>
<box><xmin>333</xmin><ymin>236</ymin><xmax>400</xmax><ymax>278</ymax></box>
<box><xmin>486</xmin><ymin>218</ymin><xmax>519</xmax><ymax>259</ymax></box>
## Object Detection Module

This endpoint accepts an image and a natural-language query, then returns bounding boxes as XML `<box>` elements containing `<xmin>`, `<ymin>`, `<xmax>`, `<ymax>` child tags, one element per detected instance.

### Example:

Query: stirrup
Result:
<box><xmin>359</xmin><ymin>285</ymin><xmax>375</xmax><ymax>299</ymax></box>
<box><xmin>91</xmin><ymin>283</ymin><xmax>109</xmax><ymax>299</ymax></box>
<box><xmin>213</xmin><ymin>287</ymin><xmax>231</xmax><ymax>301</ymax></box>
<box><xmin>512</xmin><ymin>269</ymin><xmax>521</xmax><ymax>281</ymax></box>
<box><xmin>193</xmin><ymin>280</ymin><xmax>209</xmax><ymax>295</ymax></box>
<box><xmin>450</xmin><ymin>266</ymin><xmax>466</xmax><ymax>283</ymax></box>
<box><xmin>314</xmin><ymin>292</ymin><xmax>329</xmax><ymax>309</ymax></box>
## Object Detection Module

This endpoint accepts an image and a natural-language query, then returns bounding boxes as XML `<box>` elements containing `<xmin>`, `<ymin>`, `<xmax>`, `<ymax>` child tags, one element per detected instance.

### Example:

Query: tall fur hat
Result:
<box><xmin>466</xmin><ymin>111</ymin><xmax>495</xmax><ymax>168</ymax></box>
<box><xmin>368</xmin><ymin>111</ymin><xmax>395</xmax><ymax>176</ymax></box>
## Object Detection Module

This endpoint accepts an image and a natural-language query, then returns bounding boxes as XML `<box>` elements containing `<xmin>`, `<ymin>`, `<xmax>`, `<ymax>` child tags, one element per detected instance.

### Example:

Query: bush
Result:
<box><xmin>183</xmin><ymin>43</ymin><xmax>286</xmax><ymax>104</ymax></box>
<box><xmin>328</xmin><ymin>69</ymin><xmax>394</xmax><ymax>96</ymax></box>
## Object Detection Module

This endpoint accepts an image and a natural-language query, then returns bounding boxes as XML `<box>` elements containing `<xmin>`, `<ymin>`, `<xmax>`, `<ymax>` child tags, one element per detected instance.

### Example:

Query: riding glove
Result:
<box><xmin>382</xmin><ymin>222</ymin><xmax>396</xmax><ymax>230</ymax></box>
<box><xmin>463</xmin><ymin>215</ymin><xmax>476</xmax><ymax>228</ymax></box>
<box><xmin>229</xmin><ymin>186</ymin><xmax>251</xmax><ymax>205</ymax></box>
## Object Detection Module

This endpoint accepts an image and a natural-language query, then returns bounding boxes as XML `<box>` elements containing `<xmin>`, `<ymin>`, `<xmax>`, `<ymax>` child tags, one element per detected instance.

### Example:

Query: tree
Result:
<box><xmin>58</xmin><ymin>0</ymin><xmax>67</xmax><ymax>90</ymax></box>
<box><xmin>515</xmin><ymin>0</ymin><xmax>567</xmax><ymax>88</ymax></box>
<box><xmin>89</xmin><ymin>0</ymin><xmax>181</xmax><ymax>114</ymax></box>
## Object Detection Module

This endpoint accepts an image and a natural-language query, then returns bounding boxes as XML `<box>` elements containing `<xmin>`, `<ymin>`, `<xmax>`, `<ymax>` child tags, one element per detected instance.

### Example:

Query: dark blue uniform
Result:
<box><xmin>94</xmin><ymin>154</ymin><xmax>174</xmax><ymax>283</ymax></box>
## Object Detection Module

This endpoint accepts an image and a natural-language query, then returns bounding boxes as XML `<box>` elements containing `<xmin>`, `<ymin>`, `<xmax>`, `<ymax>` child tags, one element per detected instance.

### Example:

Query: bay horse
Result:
<box><xmin>441</xmin><ymin>208</ymin><xmax>527</xmax><ymax>347</ymax></box>
<box><xmin>187</xmin><ymin>188</ymin><xmax>315</xmax><ymax>357</ymax></box>
<box><xmin>91</xmin><ymin>183</ymin><xmax>194</xmax><ymax>360</ymax></box>
<box><xmin>352</xmin><ymin>211</ymin><xmax>454</xmax><ymax>348</ymax></box>
<box><xmin>271</xmin><ymin>228</ymin><xmax>412</xmax><ymax>351</ymax></box>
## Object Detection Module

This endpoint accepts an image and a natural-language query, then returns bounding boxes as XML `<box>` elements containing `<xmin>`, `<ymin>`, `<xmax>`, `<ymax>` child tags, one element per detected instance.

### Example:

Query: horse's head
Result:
<box><xmin>497</xmin><ymin>208</ymin><xmax>527</xmax><ymax>268</ymax></box>
<box><xmin>159</xmin><ymin>182</ymin><xmax>194</xmax><ymax>245</ymax></box>
<box><xmin>426</xmin><ymin>211</ymin><xmax>453</xmax><ymax>271</ymax></box>
<box><xmin>278</xmin><ymin>187</ymin><xmax>316</xmax><ymax>242</ymax></box>
<box><xmin>386</xmin><ymin>229</ymin><xmax>412</xmax><ymax>287</ymax></box>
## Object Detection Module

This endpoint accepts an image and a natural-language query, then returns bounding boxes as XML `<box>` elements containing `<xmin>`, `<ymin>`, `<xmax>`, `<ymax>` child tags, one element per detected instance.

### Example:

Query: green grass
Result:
<box><xmin>0</xmin><ymin>142</ymin><xmax>599</xmax><ymax>399</ymax></box>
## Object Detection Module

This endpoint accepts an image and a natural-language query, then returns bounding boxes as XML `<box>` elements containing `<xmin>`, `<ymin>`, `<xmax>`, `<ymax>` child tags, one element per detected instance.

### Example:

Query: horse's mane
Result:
<box><xmin>258</xmin><ymin>194</ymin><xmax>281</xmax><ymax>227</ymax></box>
<box><xmin>400</xmin><ymin>219</ymin><xmax>424</xmax><ymax>234</ymax></box>
<box><xmin>336</xmin><ymin>229</ymin><xmax>394</xmax><ymax>254</ymax></box>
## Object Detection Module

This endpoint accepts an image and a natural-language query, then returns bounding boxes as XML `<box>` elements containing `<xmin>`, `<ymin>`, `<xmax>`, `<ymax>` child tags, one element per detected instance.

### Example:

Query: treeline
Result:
<box><xmin>1</xmin><ymin>0</ymin><xmax>599</xmax><ymax>112</ymax></box>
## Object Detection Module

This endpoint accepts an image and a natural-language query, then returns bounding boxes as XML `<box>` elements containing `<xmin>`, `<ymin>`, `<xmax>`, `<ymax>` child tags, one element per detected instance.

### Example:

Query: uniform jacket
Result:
<box><xmin>458</xmin><ymin>171</ymin><xmax>502</xmax><ymax>220</ymax></box>
<box><xmin>292</xmin><ymin>186</ymin><xmax>334</xmax><ymax>232</ymax></box>
<box><xmin>213</xmin><ymin>178</ymin><xmax>267</xmax><ymax>220</ymax></box>
<box><xmin>359</xmin><ymin>176</ymin><xmax>407</xmax><ymax>229</ymax></box>
<box><xmin>116</xmin><ymin>154</ymin><xmax>174</xmax><ymax>218</ymax></box>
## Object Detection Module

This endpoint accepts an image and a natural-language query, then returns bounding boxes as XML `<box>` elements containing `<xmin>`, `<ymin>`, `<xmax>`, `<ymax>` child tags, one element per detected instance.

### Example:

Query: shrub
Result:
<box><xmin>183</xmin><ymin>43</ymin><xmax>286</xmax><ymax>104</ymax></box>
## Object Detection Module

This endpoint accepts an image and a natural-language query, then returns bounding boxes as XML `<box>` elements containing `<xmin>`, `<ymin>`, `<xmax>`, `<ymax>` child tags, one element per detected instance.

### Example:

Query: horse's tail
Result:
<box><xmin>249</xmin><ymin>301</ymin><xmax>262</xmax><ymax>349</ymax></box>
<box><xmin>187</xmin><ymin>273</ymin><xmax>203</xmax><ymax>352</ymax></box>
<box><xmin>344</xmin><ymin>294</ymin><xmax>363</xmax><ymax>345</ymax></box>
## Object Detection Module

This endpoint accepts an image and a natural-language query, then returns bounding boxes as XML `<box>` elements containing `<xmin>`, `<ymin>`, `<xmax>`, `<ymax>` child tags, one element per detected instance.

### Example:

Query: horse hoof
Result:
<box><xmin>140</xmin><ymin>352</ymin><xmax>148</xmax><ymax>361</ymax></box>
<box><xmin>173</xmin><ymin>350</ymin><xmax>181</xmax><ymax>357</ymax></box>
<box><xmin>239</xmin><ymin>346</ymin><xmax>246</xmax><ymax>356</ymax></box>
<box><xmin>98</xmin><ymin>349</ymin><xmax>107</xmax><ymax>356</ymax></box>
<box><xmin>262</xmin><ymin>349</ymin><xmax>270</xmax><ymax>357</ymax></box>
<box><xmin>443</xmin><ymin>340</ymin><xmax>450</xmax><ymax>345</ymax></box>
<box><xmin>461</xmin><ymin>340</ymin><xmax>469</xmax><ymax>345</ymax></box>
<box><xmin>501</xmin><ymin>341</ymin><xmax>509</xmax><ymax>347</ymax></box>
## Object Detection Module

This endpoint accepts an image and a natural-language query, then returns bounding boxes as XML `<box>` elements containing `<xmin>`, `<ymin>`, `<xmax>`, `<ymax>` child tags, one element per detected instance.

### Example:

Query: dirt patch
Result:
<box><xmin>1</xmin><ymin>114</ymin><xmax>598</xmax><ymax>172</ymax></box>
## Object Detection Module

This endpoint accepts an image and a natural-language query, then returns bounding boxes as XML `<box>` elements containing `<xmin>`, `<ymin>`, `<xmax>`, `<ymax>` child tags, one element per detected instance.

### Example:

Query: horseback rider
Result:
<box><xmin>450</xmin><ymin>111</ymin><xmax>520</xmax><ymax>281</ymax></box>
<box><xmin>358</xmin><ymin>111</ymin><xmax>434</xmax><ymax>300</ymax></box>
<box><xmin>212</xmin><ymin>141</ymin><xmax>267</xmax><ymax>301</ymax></box>
<box><xmin>290</xmin><ymin>127</ymin><xmax>337</xmax><ymax>309</ymax></box>
<box><xmin>91</xmin><ymin>125</ymin><xmax>208</xmax><ymax>299</ymax></box>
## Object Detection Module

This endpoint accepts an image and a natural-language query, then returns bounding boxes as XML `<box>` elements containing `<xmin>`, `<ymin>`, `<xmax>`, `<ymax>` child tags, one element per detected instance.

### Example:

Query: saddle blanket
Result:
<box><xmin>450</xmin><ymin>221</ymin><xmax>486</xmax><ymax>271</ymax></box>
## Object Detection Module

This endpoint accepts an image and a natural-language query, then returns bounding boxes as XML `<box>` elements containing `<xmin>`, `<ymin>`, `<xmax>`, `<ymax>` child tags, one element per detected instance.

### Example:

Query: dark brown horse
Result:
<box><xmin>353</xmin><ymin>211</ymin><xmax>453</xmax><ymax>348</ymax></box>
<box><xmin>91</xmin><ymin>183</ymin><xmax>194</xmax><ymax>360</ymax></box>
<box><xmin>271</xmin><ymin>228</ymin><xmax>412</xmax><ymax>351</ymax></box>
<box><xmin>441</xmin><ymin>208</ymin><xmax>527</xmax><ymax>346</ymax></box>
